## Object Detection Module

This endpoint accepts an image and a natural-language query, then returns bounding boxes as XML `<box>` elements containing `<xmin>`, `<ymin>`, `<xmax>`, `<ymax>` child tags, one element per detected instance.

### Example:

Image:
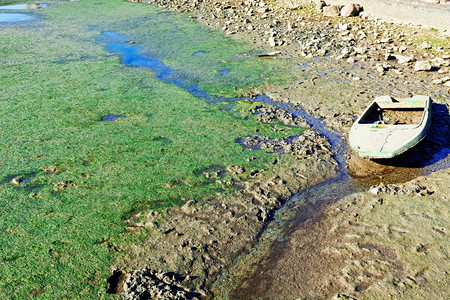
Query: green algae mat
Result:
<box><xmin>0</xmin><ymin>0</ymin><xmax>302</xmax><ymax>298</ymax></box>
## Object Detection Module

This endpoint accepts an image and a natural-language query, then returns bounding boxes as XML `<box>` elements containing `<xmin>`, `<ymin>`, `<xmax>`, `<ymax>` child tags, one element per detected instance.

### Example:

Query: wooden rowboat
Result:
<box><xmin>349</xmin><ymin>95</ymin><xmax>432</xmax><ymax>159</ymax></box>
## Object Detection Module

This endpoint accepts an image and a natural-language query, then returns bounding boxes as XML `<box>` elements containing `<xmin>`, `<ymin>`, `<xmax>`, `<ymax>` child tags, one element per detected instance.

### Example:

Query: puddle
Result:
<box><xmin>0</xmin><ymin>13</ymin><xmax>32</xmax><ymax>23</ymax></box>
<box><xmin>101</xmin><ymin>114</ymin><xmax>126</xmax><ymax>122</ymax></box>
<box><xmin>0</xmin><ymin>3</ymin><xmax>48</xmax><ymax>23</ymax></box>
<box><xmin>0</xmin><ymin>3</ymin><xmax>48</xmax><ymax>10</ymax></box>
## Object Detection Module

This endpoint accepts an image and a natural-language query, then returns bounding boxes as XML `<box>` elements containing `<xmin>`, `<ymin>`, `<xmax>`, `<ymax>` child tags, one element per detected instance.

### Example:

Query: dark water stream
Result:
<box><xmin>101</xmin><ymin>30</ymin><xmax>450</xmax><ymax>295</ymax></box>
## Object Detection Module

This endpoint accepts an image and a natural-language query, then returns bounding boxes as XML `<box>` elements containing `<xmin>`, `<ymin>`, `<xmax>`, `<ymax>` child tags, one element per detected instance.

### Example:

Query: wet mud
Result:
<box><xmin>99</xmin><ymin>20</ymin><xmax>449</xmax><ymax>300</ymax></box>
<box><xmin>101</xmin><ymin>30</ymin><xmax>343</xmax><ymax>298</ymax></box>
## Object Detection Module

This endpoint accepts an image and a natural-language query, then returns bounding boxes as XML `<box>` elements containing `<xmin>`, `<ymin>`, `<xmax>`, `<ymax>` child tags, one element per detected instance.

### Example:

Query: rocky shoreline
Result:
<box><xmin>112</xmin><ymin>0</ymin><xmax>449</xmax><ymax>298</ymax></box>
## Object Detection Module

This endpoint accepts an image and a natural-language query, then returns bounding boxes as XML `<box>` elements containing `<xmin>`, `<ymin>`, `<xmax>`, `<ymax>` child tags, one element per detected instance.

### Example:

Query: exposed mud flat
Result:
<box><xmin>217</xmin><ymin>168</ymin><xmax>449</xmax><ymax>299</ymax></box>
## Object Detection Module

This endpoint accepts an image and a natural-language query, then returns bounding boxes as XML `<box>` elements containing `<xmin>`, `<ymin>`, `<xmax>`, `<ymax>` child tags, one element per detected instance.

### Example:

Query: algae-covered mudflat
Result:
<box><xmin>0</xmin><ymin>0</ymin><xmax>302</xmax><ymax>298</ymax></box>
<box><xmin>2</xmin><ymin>0</ymin><xmax>449</xmax><ymax>298</ymax></box>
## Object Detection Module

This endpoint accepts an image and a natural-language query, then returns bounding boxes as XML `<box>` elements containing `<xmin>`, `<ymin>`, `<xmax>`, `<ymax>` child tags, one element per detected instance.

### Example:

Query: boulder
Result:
<box><xmin>340</xmin><ymin>4</ymin><xmax>362</xmax><ymax>17</ymax></box>
<box><xmin>323</xmin><ymin>5</ymin><xmax>343</xmax><ymax>17</ymax></box>
<box><xmin>414</xmin><ymin>60</ymin><xmax>433</xmax><ymax>71</ymax></box>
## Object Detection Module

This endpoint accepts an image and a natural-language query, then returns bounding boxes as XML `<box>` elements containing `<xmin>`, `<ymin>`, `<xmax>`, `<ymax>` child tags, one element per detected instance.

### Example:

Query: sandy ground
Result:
<box><xmin>111</xmin><ymin>1</ymin><xmax>449</xmax><ymax>298</ymax></box>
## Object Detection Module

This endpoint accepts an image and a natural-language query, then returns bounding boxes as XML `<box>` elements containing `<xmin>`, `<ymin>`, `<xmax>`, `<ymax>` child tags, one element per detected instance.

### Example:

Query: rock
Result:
<box><xmin>180</xmin><ymin>200</ymin><xmax>197</xmax><ymax>214</ymax></box>
<box><xmin>432</xmin><ymin>77</ymin><xmax>450</xmax><ymax>85</ymax></box>
<box><xmin>396</xmin><ymin>54</ymin><xmax>415</xmax><ymax>64</ymax></box>
<box><xmin>287</xmin><ymin>22</ymin><xmax>294</xmax><ymax>31</ymax></box>
<box><xmin>317</xmin><ymin>49</ymin><xmax>328</xmax><ymax>56</ymax></box>
<box><xmin>268</xmin><ymin>37</ymin><xmax>277</xmax><ymax>47</ymax></box>
<box><xmin>340</xmin><ymin>4</ymin><xmax>362</xmax><ymax>17</ymax></box>
<box><xmin>354</xmin><ymin>46</ymin><xmax>367</xmax><ymax>54</ymax></box>
<box><xmin>431</xmin><ymin>57</ymin><xmax>450</xmax><ymax>67</ymax></box>
<box><xmin>369</xmin><ymin>186</ymin><xmax>380</xmax><ymax>195</ymax></box>
<box><xmin>10</xmin><ymin>178</ymin><xmax>22</xmax><ymax>186</ymax></box>
<box><xmin>376</xmin><ymin>63</ymin><xmax>392</xmax><ymax>73</ymax></box>
<box><xmin>414</xmin><ymin>60</ymin><xmax>433</xmax><ymax>71</ymax></box>
<box><xmin>314</xmin><ymin>0</ymin><xmax>327</xmax><ymax>10</ymax></box>
<box><xmin>339</xmin><ymin>23</ymin><xmax>349</xmax><ymax>31</ymax></box>
<box><xmin>421</xmin><ymin>41</ymin><xmax>432</xmax><ymax>49</ymax></box>
<box><xmin>283</xmin><ymin>0</ymin><xmax>302</xmax><ymax>10</ymax></box>
<box><xmin>385</xmin><ymin>53</ymin><xmax>395</xmax><ymax>60</ymax></box>
<box><xmin>323</xmin><ymin>5</ymin><xmax>342</xmax><ymax>17</ymax></box>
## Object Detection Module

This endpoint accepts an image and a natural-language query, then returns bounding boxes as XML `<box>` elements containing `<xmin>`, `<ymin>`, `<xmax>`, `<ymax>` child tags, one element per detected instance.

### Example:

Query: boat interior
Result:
<box><xmin>358</xmin><ymin>101</ymin><xmax>425</xmax><ymax>125</ymax></box>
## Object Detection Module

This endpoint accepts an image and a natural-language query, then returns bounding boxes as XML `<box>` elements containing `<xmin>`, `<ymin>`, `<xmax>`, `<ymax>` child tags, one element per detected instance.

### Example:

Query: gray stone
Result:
<box><xmin>340</xmin><ymin>4</ymin><xmax>362</xmax><ymax>17</ymax></box>
<box><xmin>268</xmin><ymin>37</ymin><xmax>277</xmax><ymax>47</ymax></box>
<box><xmin>323</xmin><ymin>5</ymin><xmax>342</xmax><ymax>17</ymax></box>
<box><xmin>314</xmin><ymin>0</ymin><xmax>327</xmax><ymax>10</ymax></box>
<box><xmin>414</xmin><ymin>60</ymin><xmax>433</xmax><ymax>71</ymax></box>
<box><xmin>396</xmin><ymin>54</ymin><xmax>415</xmax><ymax>64</ymax></box>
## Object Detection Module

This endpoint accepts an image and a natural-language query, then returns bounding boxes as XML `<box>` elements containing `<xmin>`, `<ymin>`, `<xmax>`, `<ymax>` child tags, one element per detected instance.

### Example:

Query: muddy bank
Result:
<box><xmin>218</xmin><ymin>168</ymin><xmax>449</xmax><ymax>299</ymax></box>
<box><xmin>112</xmin><ymin>0</ymin><xmax>449</xmax><ymax>298</ymax></box>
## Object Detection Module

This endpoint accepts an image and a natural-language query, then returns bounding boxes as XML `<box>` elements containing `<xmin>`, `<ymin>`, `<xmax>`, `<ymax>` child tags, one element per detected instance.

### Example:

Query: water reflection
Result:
<box><xmin>0</xmin><ymin>13</ymin><xmax>31</xmax><ymax>23</ymax></box>
<box><xmin>0</xmin><ymin>3</ymin><xmax>48</xmax><ymax>10</ymax></box>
